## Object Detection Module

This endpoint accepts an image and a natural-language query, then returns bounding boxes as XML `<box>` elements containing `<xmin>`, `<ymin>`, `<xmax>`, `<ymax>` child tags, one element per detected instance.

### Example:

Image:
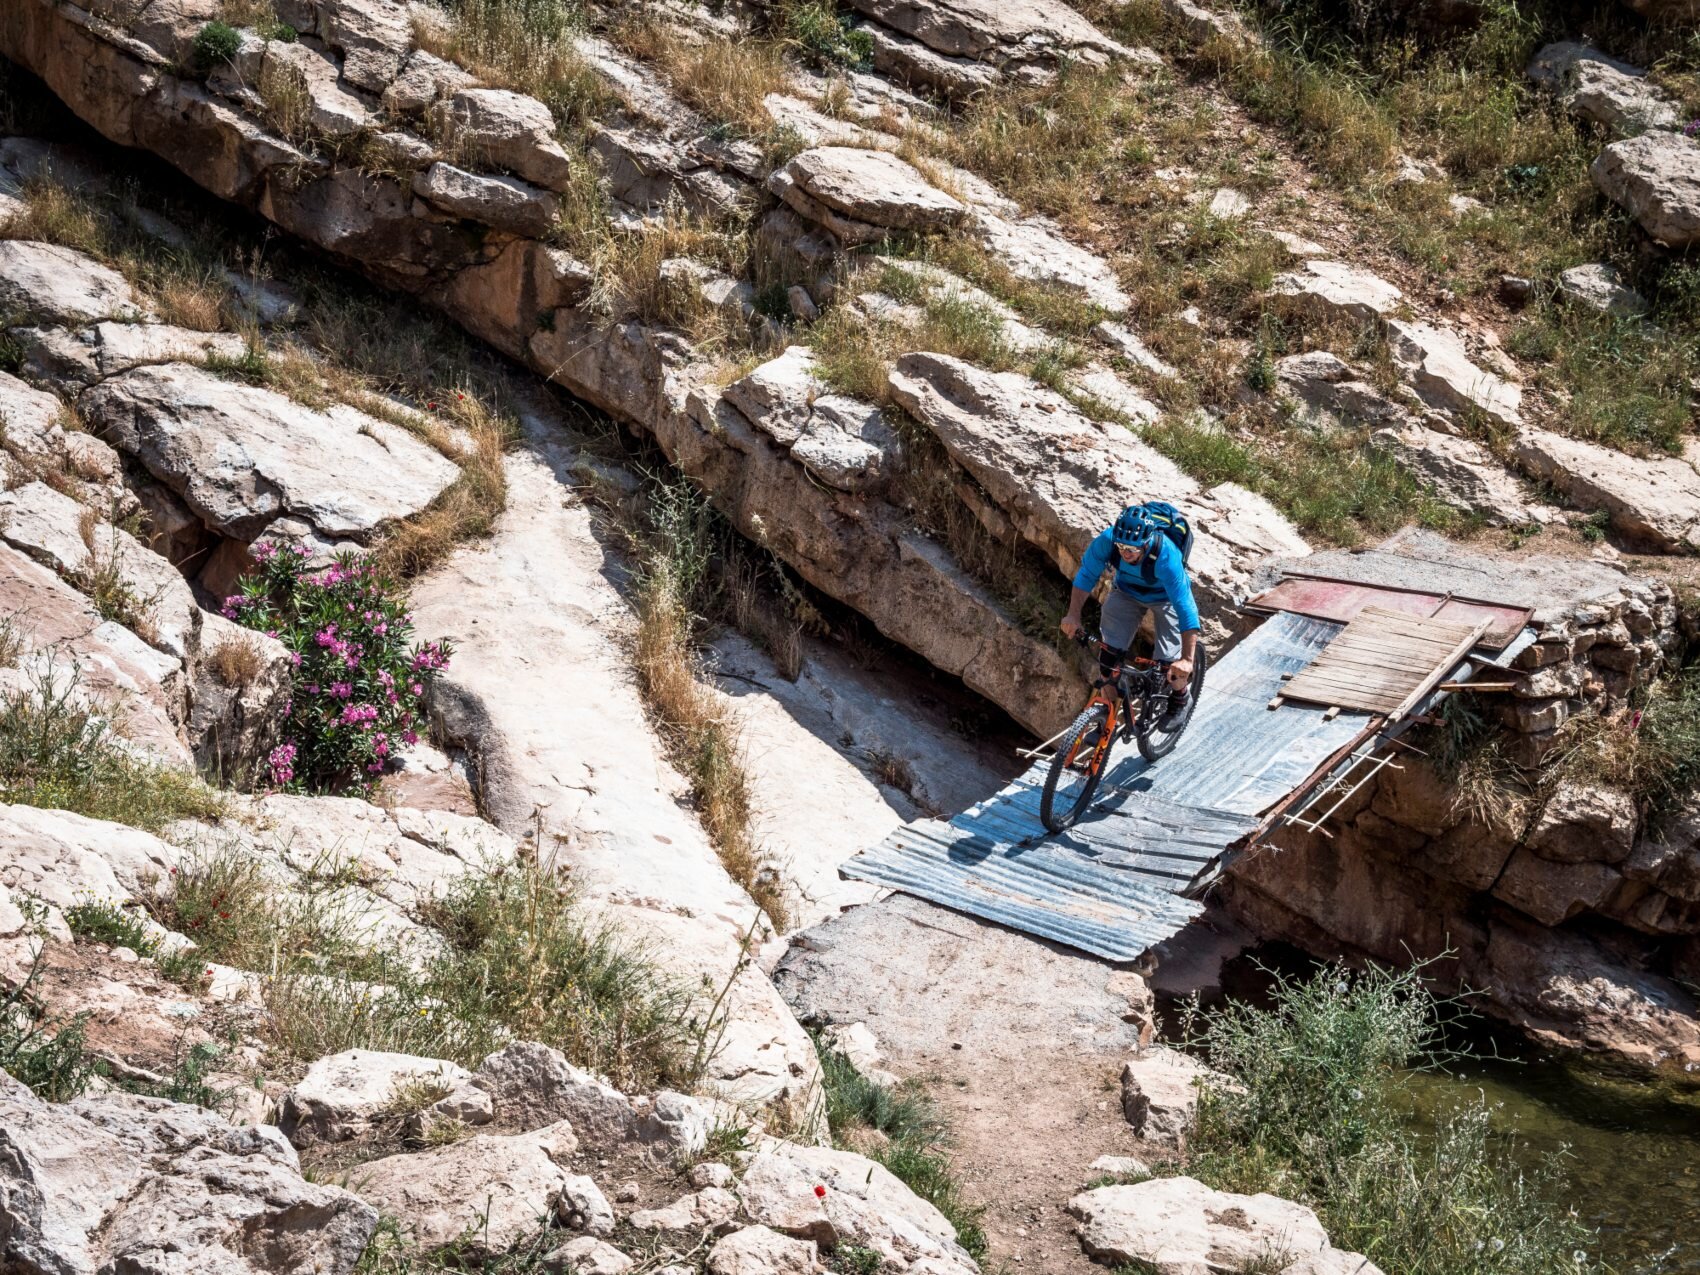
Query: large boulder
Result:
<box><xmin>0</xmin><ymin>1076</ymin><xmax>377</xmax><ymax>1275</ymax></box>
<box><xmin>348</xmin><ymin>1121</ymin><xmax>579</xmax><ymax>1252</ymax></box>
<box><xmin>1591</xmin><ymin>132</ymin><xmax>1700</xmax><ymax>249</ymax></box>
<box><xmin>770</xmin><ymin>146</ymin><xmax>966</xmax><ymax>245</ymax></box>
<box><xmin>1527</xmin><ymin>42</ymin><xmax>1680</xmax><ymax>135</ymax></box>
<box><xmin>0</xmin><ymin>239</ymin><xmax>148</xmax><ymax>324</ymax></box>
<box><xmin>79</xmin><ymin>362</ymin><xmax>460</xmax><ymax>546</ymax></box>
<box><xmin>1068</xmin><ymin>1176</ymin><xmax>1352</xmax><ymax>1274</ymax></box>
<box><xmin>1511</xmin><ymin>427</ymin><xmax>1700</xmax><ymax>552</ymax></box>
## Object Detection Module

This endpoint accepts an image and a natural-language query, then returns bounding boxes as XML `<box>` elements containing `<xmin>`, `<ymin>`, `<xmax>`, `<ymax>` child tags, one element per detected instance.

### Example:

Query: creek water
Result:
<box><xmin>1169</xmin><ymin>946</ymin><xmax>1700</xmax><ymax>1275</ymax></box>
<box><xmin>1400</xmin><ymin>1048</ymin><xmax>1700</xmax><ymax>1274</ymax></box>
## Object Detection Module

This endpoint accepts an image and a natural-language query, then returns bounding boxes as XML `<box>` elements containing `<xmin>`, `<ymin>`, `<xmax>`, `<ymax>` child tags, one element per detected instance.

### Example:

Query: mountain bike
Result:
<box><xmin>1038</xmin><ymin>629</ymin><xmax>1210</xmax><ymax>834</ymax></box>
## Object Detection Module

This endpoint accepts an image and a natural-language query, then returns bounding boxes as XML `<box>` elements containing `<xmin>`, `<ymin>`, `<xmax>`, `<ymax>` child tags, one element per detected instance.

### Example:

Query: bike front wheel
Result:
<box><xmin>1136</xmin><ymin>642</ymin><xmax>1209</xmax><ymax>762</ymax></box>
<box><xmin>1040</xmin><ymin>703</ymin><xmax>1113</xmax><ymax>833</ymax></box>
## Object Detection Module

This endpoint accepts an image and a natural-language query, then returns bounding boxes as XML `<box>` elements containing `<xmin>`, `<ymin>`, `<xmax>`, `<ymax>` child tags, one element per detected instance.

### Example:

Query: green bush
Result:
<box><xmin>778</xmin><ymin>1</ymin><xmax>874</xmax><ymax>69</ymax></box>
<box><xmin>1180</xmin><ymin>962</ymin><xmax>1601</xmax><ymax>1275</ymax></box>
<box><xmin>224</xmin><ymin>545</ymin><xmax>450</xmax><ymax>795</ymax></box>
<box><xmin>256</xmin><ymin>855</ymin><xmax>695</xmax><ymax>1095</ymax></box>
<box><xmin>65</xmin><ymin>898</ymin><xmax>157</xmax><ymax>954</ymax></box>
<box><xmin>192</xmin><ymin>20</ymin><xmax>244</xmax><ymax>70</ymax></box>
<box><xmin>1</xmin><ymin>951</ymin><xmax>102</xmax><ymax>1101</ymax></box>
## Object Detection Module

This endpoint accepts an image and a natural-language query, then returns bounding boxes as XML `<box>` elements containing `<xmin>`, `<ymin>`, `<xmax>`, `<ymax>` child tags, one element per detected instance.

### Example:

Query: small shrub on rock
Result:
<box><xmin>191</xmin><ymin>20</ymin><xmax>243</xmax><ymax>71</ymax></box>
<box><xmin>224</xmin><ymin>543</ymin><xmax>451</xmax><ymax>795</ymax></box>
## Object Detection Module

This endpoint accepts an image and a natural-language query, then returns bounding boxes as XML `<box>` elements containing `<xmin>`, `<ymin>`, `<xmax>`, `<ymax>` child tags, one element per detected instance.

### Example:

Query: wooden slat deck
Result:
<box><xmin>1278</xmin><ymin>606</ymin><xmax>1489</xmax><ymax>716</ymax></box>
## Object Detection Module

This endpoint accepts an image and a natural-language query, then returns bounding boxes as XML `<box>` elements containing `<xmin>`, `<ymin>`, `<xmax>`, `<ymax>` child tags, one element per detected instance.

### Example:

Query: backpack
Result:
<box><xmin>1136</xmin><ymin>501</ymin><xmax>1193</xmax><ymax>585</ymax></box>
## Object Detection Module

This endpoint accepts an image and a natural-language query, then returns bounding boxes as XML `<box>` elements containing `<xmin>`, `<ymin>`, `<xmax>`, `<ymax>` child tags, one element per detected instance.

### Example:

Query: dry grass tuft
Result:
<box><xmin>413</xmin><ymin>0</ymin><xmax>609</xmax><ymax>129</ymax></box>
<box><xmin>208</xmin><ymin>634</ymin><xmax>267</xmax><ymax>687</ymax></box>
<box><xmin>611</xmin><ymin>19</ymin><xmax>790</xmax><ymax>135</ymax></box>
<box><xmin>0</xmin><ymin>175</ymin><xmax>110</xmax><ymax>255</ymax></box>
<box><xmin>375</xmin><ymin>392</ymin><xmax>516</xmax><ymax>578</ymax></box>
<box><xmin>630</xmin><ymin>480</ymin><xmax>790</xmax><ymax>933</ymax></box>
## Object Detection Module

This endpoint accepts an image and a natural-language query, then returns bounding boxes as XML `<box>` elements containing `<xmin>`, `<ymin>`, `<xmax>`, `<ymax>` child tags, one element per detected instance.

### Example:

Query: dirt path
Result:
<box><xmin>775</xmin><ymin>893</ymin><xmax>1172</xmax><ymax>1273</ymax></box>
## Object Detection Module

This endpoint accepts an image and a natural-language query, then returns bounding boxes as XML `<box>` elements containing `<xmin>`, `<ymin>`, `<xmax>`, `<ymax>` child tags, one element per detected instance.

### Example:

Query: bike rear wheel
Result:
<box><xmin>1040</xmin><ymin>703</ymin><xmax>1113</xmax><ymax>833</ymax></box>
<box><xmin>1136</xmin><ymin>641</ymin><xmax>1209</xmax><ymax>762</ymax></box>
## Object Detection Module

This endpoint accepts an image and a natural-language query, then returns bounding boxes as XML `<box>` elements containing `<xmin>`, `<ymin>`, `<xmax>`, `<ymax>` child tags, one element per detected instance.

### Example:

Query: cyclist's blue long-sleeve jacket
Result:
<box><xmin>1073</xmin><ymin>528</ymin><xmax>1201</xmax><ymax>633</ymax></box>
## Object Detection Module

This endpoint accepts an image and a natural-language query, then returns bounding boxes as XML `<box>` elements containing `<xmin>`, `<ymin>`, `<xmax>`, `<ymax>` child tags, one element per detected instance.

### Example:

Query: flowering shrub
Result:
<box><xmin>224</xmin><ymin>543</ymin><xmax>450</xmax><ymax>794</ymax></box>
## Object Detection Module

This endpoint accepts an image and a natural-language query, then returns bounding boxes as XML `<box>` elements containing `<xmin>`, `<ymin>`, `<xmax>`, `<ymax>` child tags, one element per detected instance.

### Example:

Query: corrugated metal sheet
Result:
<box><xmin>842</xmin><ymin>612</ymin><xmax>1369</xmax><ymax>961</ymax></box>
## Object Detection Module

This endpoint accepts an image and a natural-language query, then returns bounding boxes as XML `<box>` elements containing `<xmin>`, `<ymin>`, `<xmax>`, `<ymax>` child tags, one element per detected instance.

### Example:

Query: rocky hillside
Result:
<box><xmin>0</xmin><ymin>0</ymin><xmax>1698</xmax><ymax>1269</ymax></box>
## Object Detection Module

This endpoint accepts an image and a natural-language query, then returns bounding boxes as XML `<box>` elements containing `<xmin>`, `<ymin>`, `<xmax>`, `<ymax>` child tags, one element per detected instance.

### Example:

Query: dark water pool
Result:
<box><xmin>1164</xmin><ymin>946</ymin><xmax>1700</xmax><ymax>1274</ymax></box>
<box><xmin>1400</xmin><ymin>1053</ymin><xmax>1700</xmax><ymax>1274</ymax></box>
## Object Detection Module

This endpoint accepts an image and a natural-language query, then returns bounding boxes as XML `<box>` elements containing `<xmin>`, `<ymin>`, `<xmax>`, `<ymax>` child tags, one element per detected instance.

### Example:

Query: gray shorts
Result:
<box><xmin>1102</xmin><ymin>590</ymin><xmax>1183</xmax><ymax>663</ymax></box>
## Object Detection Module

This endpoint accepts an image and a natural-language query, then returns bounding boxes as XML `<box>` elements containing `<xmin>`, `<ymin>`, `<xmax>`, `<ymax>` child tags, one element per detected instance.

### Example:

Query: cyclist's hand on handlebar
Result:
<box><xmin>1166</xmin><ymin>657</ymin><xmax>1193</xmax><ymax>689</ymax></box>
<box><xmin>1060</xmin><ymin>615</ymin><xmax>1082</xmax><ymax>640</ymax></box>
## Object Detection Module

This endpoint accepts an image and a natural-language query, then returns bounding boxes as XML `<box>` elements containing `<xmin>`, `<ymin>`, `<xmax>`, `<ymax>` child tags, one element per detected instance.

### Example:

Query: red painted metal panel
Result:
<box><xmin>1244</xmin><ymin>575</ymin><xmax>1530</xmax><ymax>650</ymax></box>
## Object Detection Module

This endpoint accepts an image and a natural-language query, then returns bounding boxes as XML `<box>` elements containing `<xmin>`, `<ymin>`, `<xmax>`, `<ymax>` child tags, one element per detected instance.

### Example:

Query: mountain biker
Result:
<box><xmin>1060</xmin><ymin>504</ymin><xmax>1200</xmax><ymax>732</ymax></box>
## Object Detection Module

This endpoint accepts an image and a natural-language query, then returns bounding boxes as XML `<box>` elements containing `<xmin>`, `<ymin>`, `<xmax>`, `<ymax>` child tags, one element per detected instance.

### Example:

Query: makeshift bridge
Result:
<box><xmin>840</xmin><ymin>576</ymin><xmax>1536</xmax><ymax>962</ymax></box>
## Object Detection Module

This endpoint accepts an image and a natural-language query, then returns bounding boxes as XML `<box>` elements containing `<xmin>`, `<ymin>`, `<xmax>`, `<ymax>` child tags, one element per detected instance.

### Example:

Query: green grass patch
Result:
<box><xmin>240</xmin><ymin>851</ymin><xmax>696</xmax><ymax>1094</ymax></box>
<box><xmin>1178</xmin><ymin>961</ymin><xmax>1601</xmax><ymax>1275</ymax></box>
<box><xmin>1142</xmin><ymin>414</ymin><xmax>1462</xmax><ymax>546</ymax></box>
<box><xmin>65</xmin><ymin>898</ymin><xmax>158</xmax><ymax>953</ymax></box>
<box><xmin>0</xmin><ymin>666</ymin><xmax>225</xmax><ymax>833</ymax></box>
<box><xmin>816</xmin><ymin>1038</ymin><xmax>988</xmax><ymax>1264</ymax></box>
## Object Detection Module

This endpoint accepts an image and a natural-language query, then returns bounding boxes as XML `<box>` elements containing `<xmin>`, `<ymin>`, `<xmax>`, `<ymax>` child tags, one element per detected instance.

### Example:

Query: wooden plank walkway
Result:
<box><xmin>1277</xmin><ymin>606</ymin><xmax>1488</xmax><ymax>717</ymax></box>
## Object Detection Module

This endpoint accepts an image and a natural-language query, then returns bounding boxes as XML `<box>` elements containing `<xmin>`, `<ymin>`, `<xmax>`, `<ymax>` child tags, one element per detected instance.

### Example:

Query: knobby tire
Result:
<box><xmin>1135</xmin><ymin>641</ymin><xmax>1209</xmax><ymax>762</ymax></box>
<box><xmin>1040</xmin><ymin>703</ymin><xmax>1112</xmax><ymax>833</ymax></box>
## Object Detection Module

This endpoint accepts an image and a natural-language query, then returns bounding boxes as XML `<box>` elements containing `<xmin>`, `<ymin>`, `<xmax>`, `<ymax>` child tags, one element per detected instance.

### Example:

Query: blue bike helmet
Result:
<box><xmin>1112</xmin><ymin>504</ymin><xmax>1158</xmax><ymax>551</ymax></box>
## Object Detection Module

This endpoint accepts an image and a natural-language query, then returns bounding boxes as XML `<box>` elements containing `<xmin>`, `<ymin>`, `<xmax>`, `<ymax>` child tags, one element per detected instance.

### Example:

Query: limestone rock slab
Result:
<box><xmin>0</xmin><ymin>239</ymin><xmax>147</xmax><ymax>324</ymax></box>
<box><xmin>350</xmin><ymin>1122</ymin><xmax>579</xmax><ymax>1252</ymax></box>
<box><xmin>413</xmin><ymin>162</ymin><xmax>559</xmax><ymax>237</ymax></box>
<box><xmin>0</xmin><ymin>543</ymin><xmax>189</xmax><ymax>765</ymax></box>
<box><xmin>1271</xmin><ymin>259</ymin><xmax>1402</xmax><ymax>322</ymax></box>
<box><xmin>1069</xmin><ymin>1175</ymin><xmax>1331</xmax><ymax>1274</ymax></box>
<box><xmin>1511</xmin><ymin>426</ymin><xmax>1700</xmax><ymax>552</ymax></box>
<box><xmin>279</xmin><ymin>1048</ymin><xmax>479</xmax><ymax>1146</ymax></box>
<box><xmin>786</xmin><ymin>147</ymin><xmax>963</xmax><ymax>231</ymax></box>
<box><xmin>846</xmin><ymin>0</ymin><xmax>1133</xmax><ymax>67</ymax></box>
<box><xmin>1371</xmin><ymin>423</ymin><xmax>1534</xmax><ymax>526</ymax></box>
<box><xmin>431</xmin><ymin>88</ymin><xmax>576</xmax><ymax>192</ymax></box>
<box><xmin>80</xmin><ymin>362</ymin><xmax>460</xmax><ymax>543</ymax></box>
<box><xmin>0</xmin><ymin>1078</ymin><xmax>376</xmax><ymax>1275</ymax></box>
<box><xmin>1557</xmin><ymin>263</ymin><xmax>1648</xmax><ymax>317</ymax></box>
<box><xmin>1592</xmin><ymin>132</ymin><xmax>1700</xmax><ymax>249</ymax></box>
<box><xmin>1386</xmin><ymin>320</ymin><xmax>1521</xmax><ymax>430</ymax></box>
<box><xmin>1528</xmin><ymin>42</ymin><xmax>1680</xmax><ymax>135</ymax></box>
<box><xmin>1119</xmin><ymin>1046</ymin><xmax>1217</xmax><ymax>1145</ymax></box>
